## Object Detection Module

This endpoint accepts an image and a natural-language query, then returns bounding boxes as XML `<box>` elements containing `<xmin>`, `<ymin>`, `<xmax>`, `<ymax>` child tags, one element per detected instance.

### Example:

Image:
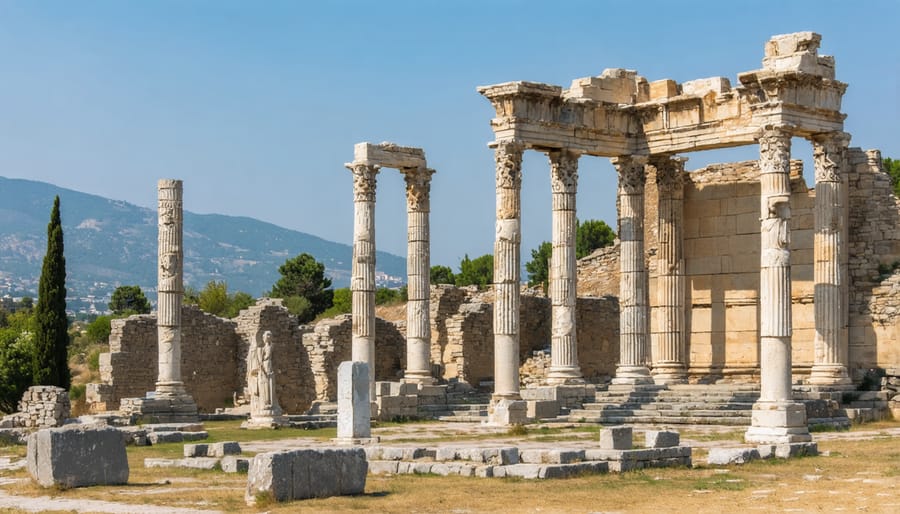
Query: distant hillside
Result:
<box><xmin>0</xmin><ymin>176</ymin><xmax>406</xmax><ymax>302</ymax></box>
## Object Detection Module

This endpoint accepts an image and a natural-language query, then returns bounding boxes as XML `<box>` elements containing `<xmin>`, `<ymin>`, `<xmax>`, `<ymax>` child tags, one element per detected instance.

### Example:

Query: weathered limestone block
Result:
<box><xmin>245</xmin><ymin>448</ymin><xmax>367</xmax><ymax>504</ymax></box>
<box><xmin>645</xmin><ymin>430</ymin><xmax>680</xmax><ymax>448</ymax></box>
<box><xmin>526</xmin><ymin>400</ymin><xmax>560</xmax><ymax>420</ymax></box>
<box><xmin>222</xmin><ymin>455</ymin><xmax>250</xmax><ymax>473</ymax></box>
<box><xmin>488</xmin><ymin>399</ymin><xmax>527</xmax><ymax>425</ymax></box>
<box><xmin>337</xmin><ymin>361</ymin><xmax>371</xmax><ymax>440</ymax></box>
<box><xmin>707</xmin><ymin>447</ymin><xmax>760</xmax><ymax>465</ymax></box>
<box><xmin>600</xmin><ymin>427</ymin><xmax>632</xmax><ymax>450</ymax></box>
<box><xmin>27</xmin><ymin>425</ymin><xmax>129</xmax><ymax>488</ymax></box>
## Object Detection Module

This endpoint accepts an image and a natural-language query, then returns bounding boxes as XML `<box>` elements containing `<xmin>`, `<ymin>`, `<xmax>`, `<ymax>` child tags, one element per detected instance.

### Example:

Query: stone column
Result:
<box><xmin>402</xmin><ymin>166</ymin><xmax>436</xmax><ymax>385</ymax></box>
<box><xmin>746</xmin><ymin>125</ymin><xmax>810</xmax><ymax>444</ymax></box>
<box><xmin>493</xmin><ymin>141</ymin><xmax>524</xmax><ymax>401</ymax></box>
<box><xmin>547</xmin><ymin>149</ymin><xmax>583</xmax><ymax>384</ymax></box>
<box><xmin>612</xmin><ymin>156</ymin><xmax>653</xmax><ymax>385</ymax></box>
<box><xmin>809</xmin><ymin>132</ymin><xmax>852</xmax><ymax>387</ymax></box>
<box><xmin>652</xmin><ymin>156</ymin><xmax>687</xmax><ymax>384</ymax></box>
<box><xmin>156</xmin><ymin>179</ymin><xmax>186</xmax><ymax>396</ymax></box>
<box><xmin>348</xmin><ymin>163</ymin><xmax>379</xmax><ymax>400</ymax></box>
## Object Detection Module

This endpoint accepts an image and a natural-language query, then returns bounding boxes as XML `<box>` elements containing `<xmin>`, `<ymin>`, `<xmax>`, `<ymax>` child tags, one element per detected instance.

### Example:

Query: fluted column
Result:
<box><xmin>652</xmin><ymin>156</ymin><xmax>687</xmax><ymax>384</ymax></box>
<box><xmin>156</xmin><ymin>179</ymin><xmax>186</xmax><ymax>396</ymax></box>
<box><xmin>809</xmin><ymin>132</ymin><xmax>852</xmax><ymax>387</ymax></box>
<box><xmin>612</xmin><ymin>156</ymin><xmax>653</xmax><ymax>385</ymax></box>
<box><xmin>493</xmin><ymin>141</ymin><xmax>524</xmax><ymax>400</ymax></box>
<box><xmin>348</xmin><ymin>162</ymin><xmax>379</xmax><ymax>400</ymax></box>
<box><xmin>402</xmin><ymin>166</ymin><xmax>436</xmax><ymax>385</ymax></box>
<box><xmin>746</xmin><ymin>125</ymin><xmax>810</xmax><ymax>444</ymax></box>
<box><xmin>546</xmin><ymin>149</ymin><xmax>583</xmax><ymax>384</ymax></box>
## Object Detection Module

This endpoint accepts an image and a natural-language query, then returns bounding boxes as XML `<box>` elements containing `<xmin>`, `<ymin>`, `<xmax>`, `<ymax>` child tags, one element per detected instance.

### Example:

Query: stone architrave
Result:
<box><xmin>156</xmin><ymin>179</ymin><xmax>187</xmax><ymax>397</ymax></box>
<box><xmin>745</xmin><ymin>125</ymin><xmax>811</xmax><ymax>444</ymax></box>
<box><xmin>652</xmin><ymin>156</ymin><xmax>687</xmax><ymax>384</ymax></box>
<box><xmin>611</xmin><ymin>156</ymin><xmax>653</xmax><ymax>385</ymax></box>
<box><xmin>808</xmin><ymin>132</ymin><xmax>852</xmax><ymax>387</ymax></box>
<box><xmin>347</xmin><ymin>163</ymin><xmax>379</xmax><ymax>401</ymax></box>
<box><xmin>243</xmin><ymin>330</ymin><xmax>288</xmax><ymax>429</ymax></box>
<box><xmin>336</xmin><ymin>361</ymin><xmax>371</xmax><ymax>440</ymax></box>
<box><xmin>402</xmin><ymin>166</ymin><xmax>437</xmax><ymax>385</ymax></box>
<box><xmin>547</xmin><ymin>148</ymin><xmax>583</xmax><ymax>384</ymax></box>
<box><xmin>492</xmin><ymin>141</ymin><xmax>525</xmax><ymax>401</ymax></box>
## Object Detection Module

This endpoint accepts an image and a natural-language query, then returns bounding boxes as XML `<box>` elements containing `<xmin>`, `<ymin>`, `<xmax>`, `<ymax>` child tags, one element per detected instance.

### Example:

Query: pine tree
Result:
<box><xmin>32</xmin><ymin>196</ymin><xmax>70</xmax><ymax>389</ymax></box>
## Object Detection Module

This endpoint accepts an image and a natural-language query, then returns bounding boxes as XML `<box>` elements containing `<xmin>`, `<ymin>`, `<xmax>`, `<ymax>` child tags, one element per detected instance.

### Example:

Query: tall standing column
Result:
<box><xmin>612</xmin><ymin>156</ymin><xmax>653</xmax><ymax>385</ymax></box>
<box><xmin>156</xmin><ymin>179</ymin><xmax>186</xmax><ymax>396</ymax></box>
<box><xmin>652</xmin><ymin>156</ymin><xmax>688</xmax><ymax>384</ymax></box>
<box><xmin>547</xmin><ymin>149</ymin><xmax>583</xmax><ymax>384</ymax></box>
<box><xmin>809</xmin><ymin>132</ymin><xmax>852</xmax><ymax>387</ymax></box>
<box><xmin>348</xmin><ymin>163</ymin><xmax>379</xmax><ymax>400</ymax></box>
<box><xmin>403</xmin><ymin>166</ymin><xmax>436</xmax><ymax>385</ymax></box>
<box><xmin>746</xmin><ymin>125</ymin><xmax>810</xmax><ymax>444</ymax></box>
<box><xmin>493</xmin><ymin>141</ymin><xmax>524</xmax><ymax>401</ymax></box>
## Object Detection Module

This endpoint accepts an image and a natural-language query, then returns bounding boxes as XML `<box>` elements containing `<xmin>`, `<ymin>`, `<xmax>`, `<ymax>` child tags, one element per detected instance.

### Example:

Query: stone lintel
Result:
<box><xmin>352</xmin><ymin>142</ymin><xmax>426</xmax><ymax>170</ymax></box>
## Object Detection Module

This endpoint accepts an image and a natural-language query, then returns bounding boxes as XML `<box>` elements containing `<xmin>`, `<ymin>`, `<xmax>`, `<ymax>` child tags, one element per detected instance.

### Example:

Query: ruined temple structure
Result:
<box><xmin>477</xmin><ymin>31</ymin><xmax>896</xmax><ymax>441</ymax></box>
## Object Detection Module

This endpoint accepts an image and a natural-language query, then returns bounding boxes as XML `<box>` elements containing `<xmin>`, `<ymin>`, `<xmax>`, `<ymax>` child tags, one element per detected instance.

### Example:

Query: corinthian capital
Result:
<box><xmin>549</xmin><ymin>149</ymin><xmax>580</xmax><ymax>194</ymax></box>
<box><xmin>403</xmin><ymin>167</ymin><xmax>435</xmax><ymax>212</ymax></box>
<box><xmin>652</xmin><ymin>156</ymin><xmax>687</xmax><ymax>191</ymax></box>
<box><xmin>811</xmin><ymin>132</ymin><xmax>850</xmax><ymax>183</ymax></box>
<box><xmin>612</xmin><ymin>155</ymin><xmax>648</xmax><ymax>196</ymax></box>
<box><xmin>495</xmin><ymin>140</ymin><xmax>524</xmax><ymax>190</ymax></box>
<box><xmin>758</xmin><ymin>125</ymin><xmax>793</xmax><ymax>174</ymax></box>
<box><xmin>347</xmin><ymin>163</ymin><xmax>380</xmax><ymax>202</ymax></box>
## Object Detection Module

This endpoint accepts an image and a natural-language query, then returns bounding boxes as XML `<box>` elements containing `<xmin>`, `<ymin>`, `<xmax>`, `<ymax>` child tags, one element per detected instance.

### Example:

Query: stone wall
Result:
<box><xmin>0</xmin><ymin>386</ymin><xmax>69</xmax><ymax>428</ymax></box>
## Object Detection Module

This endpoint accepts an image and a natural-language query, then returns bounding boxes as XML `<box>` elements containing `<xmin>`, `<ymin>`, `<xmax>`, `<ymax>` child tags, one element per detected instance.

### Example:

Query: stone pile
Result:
<box><xmin>0</xmin><ymin>386</ymin><xmax>69</xmax><ymax>429</ymax></box>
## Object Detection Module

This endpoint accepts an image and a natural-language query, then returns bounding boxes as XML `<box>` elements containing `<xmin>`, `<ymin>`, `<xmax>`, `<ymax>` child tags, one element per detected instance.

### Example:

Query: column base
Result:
<box><xmin>744</xmin><ymin>401</ymin><xmax>811</xmax><ymax>444</ymax></box>
<box><xmin>546</xmin><ymin>366</ymin><xmax>584</xmax><ymax>385</ymax></box>
<box><xmin>486</xmin><ymin>398</ymin><xmax>527</xmax><ymax>426</ymax></box>
<box><xmin>154</xmin><ymin>381</ymin><xmax>188</xmax><ymax>397</ymax></box>
<box><xmin>120</xmin><ymin>392</ymin><xmax>199</xmax><ymax>424</ymax></box>
<box><xmin>402</xmin><ymin>371</ymin><xmax>436</xmax><ymax>386</ymax></box>
<box><xmin>242</xmin><ymin>415</ymin><xmax>289</xmax><ymax>430</ymax></box>
<box><xmin>808</xmin><ymin>365</ymin><xmax>852</xmax><ymax>387</ymax></box>
<box><xmin>612</xmin><ymin>366</ymin><xmax>654</xmax><ymax>385</ymax></box>
<box><xmin>651</xmin><ymin>364</ymin><xmax>688</xmax><ymax>385</ymax></box>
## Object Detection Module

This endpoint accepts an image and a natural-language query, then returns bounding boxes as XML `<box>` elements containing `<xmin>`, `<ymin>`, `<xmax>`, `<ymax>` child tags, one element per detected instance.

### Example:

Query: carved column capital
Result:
<box><xmin>347</xmin><ymin>163</ymin><xmax>380</xmax><ymax>202</ymax></box>
<box><xmin>652</xmin><ymin>155</ymin><xmax>687</xmax><ymax>191</ymax></box>
<box><xmin>811</xmin><ymin>132</ymin><xmax>850</xmax><ymax>183</ymax></box>
<box><xmin>549</xmin><ymin>149</ymin><xmax>580</xmax><ymax>194</ymax></box>
<box><xmin>495</xmin><ymin>140</ymin><xmax>524</xmax><ymax>190</ymax></box>
<box><xmin>612</xmin><ymin>155</ymin><xmax>648</xmax><ymax>195</ymax></box>
<box><xmin>402</xmin><ymin>167</ymin><xmax>435</xmax><ymax>212</ymax></box>
<box><xmin>758</xmin><ymin>125</ymin><xmax>793</xmax><ymax>173</ymax></box>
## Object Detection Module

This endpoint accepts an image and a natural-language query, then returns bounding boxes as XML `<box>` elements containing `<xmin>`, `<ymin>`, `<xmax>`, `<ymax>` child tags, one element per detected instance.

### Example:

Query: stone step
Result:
<box><xmin>437</xmin><ymin>414</ymin><xmax>488</xmax><ymax>422</ymax></box>
<box><xmin>568</xmin><ymin>414</ymin><xmax>751</xmax><ymax>426</ymax></box>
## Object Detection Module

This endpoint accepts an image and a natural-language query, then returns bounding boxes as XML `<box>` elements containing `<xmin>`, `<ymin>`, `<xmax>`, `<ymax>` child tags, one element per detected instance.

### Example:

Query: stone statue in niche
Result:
<box><xmin>242</xmin><ymin>330</ymin><xmax>288</xmax><ymax>429</ymax></box>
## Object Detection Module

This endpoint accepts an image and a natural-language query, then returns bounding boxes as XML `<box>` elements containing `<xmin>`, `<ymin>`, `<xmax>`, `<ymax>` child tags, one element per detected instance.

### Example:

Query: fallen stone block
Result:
<box><xmin>501</xmin><ymin>463</ymin><xmax>542</xmax><ymax>479</ymax></box>
<box><xmin>368</xmin><ymin>460</ymin><xmax>400</xmax><ymax>475</ymax></box>
<box><xmin>221</xmin><ymin>456</ymin><xmax>250</xmax><ymax>473</ymax></box>
<box><xmin>144</xmin><ymin>457</ymin><xmax>219</xmax><ymax>470</ymax></box>
<box><xmin>707</xmin><ymin>447</ymin><xmax>760</xmax><ymax>465</ymax></box>
<box><xmin>209</xmin><ymin>441</ymin><xmax>241</xmax><ymax>457</ymax></box>
<box><xmin>27</xmin><ymin>425</ymin><xmax>129</xmax><ymax>488</ymax></box>
<box><xmin>246</xmin><ymin>448</ymin><xmax>367</xmax><ymax>505</ymax></box>
<box><xmin>526</xmin><ymin>400</ymin><xmax>560</xmax><ymax>420</ymax></box>
<box><xmin>539</xmin><ymin>461</ymin><xmax>608</xmax><ymax>479</ymax></box>
<box><xmin>184</xmin><ymin>443</ymin><xmax>209</xmax><ymax>457</ymax></box>
<box><xmin>645</xmin><ymin>430</ymin><xmax>680</xmax><ymax>448</ymax></box>
<box><xmin>600</xmin><ymin>427</ymin><xmax>632</xmax><ymax>450</ymax></box>
<box><xmin>148</xmin><ymin>431</ymin><xmax>183</xmax><ymax>444</ymax></box>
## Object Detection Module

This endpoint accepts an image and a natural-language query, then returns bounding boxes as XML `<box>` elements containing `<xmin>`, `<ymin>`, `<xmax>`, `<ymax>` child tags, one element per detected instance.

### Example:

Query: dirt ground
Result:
<box><xmin>0</xmin><ymin>420</ymin><xmax>898</xmax><ymax>513</ymax></box>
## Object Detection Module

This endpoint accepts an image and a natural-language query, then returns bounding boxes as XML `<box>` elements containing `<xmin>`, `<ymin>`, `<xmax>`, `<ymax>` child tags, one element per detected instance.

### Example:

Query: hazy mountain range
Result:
<box><xmin>0</xmin><ymin>176</ymin><xmax>406</xmax><ymax>306</ymax></box>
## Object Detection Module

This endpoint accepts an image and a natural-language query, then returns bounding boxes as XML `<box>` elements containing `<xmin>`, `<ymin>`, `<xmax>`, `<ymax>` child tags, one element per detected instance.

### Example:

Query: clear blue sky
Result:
<box><xmin>1</xmin><ymin>1</ymin><xmax>897</xmax><ymax>269</ymax></box>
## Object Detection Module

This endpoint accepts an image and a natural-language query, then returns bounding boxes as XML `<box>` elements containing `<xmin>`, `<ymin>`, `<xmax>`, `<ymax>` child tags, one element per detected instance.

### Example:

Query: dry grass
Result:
<box><xmin>0</xmin><ymin>420</ymin><xmax>898</xmax><ymax>513</ymax></box>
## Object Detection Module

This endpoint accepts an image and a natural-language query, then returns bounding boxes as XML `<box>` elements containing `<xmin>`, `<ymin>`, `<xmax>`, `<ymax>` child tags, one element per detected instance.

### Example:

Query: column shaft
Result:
<box><xmin>349</xmin><ymin>163</ymin><xmax>379</xmax><ymax>399</ymax></box>
<box><xmin>403</xmin><ymin>167</ymin><xmax>436</xmax><ymax>385</ymax></box>
<box><xmin>493</xmin><ymin>141</ymin><xmax>523</xmax><ymax>400</ymax></box>
<box><xmin>652</xmin><ymin>157</ymin><xmax>687</xmax><ymax>384</ymax></box>
<box><xmin>156</xmin><ymin>179</ymin><xmax>185</xmax><ymax>396</ymax></box>
<box><xmin>809</xmin><ymin>133</ymin><xmax>852</xmax><ymax>386</ymax></box>
<box><xmin>612</xmin><ymin>156</ymin><xmax>652</xmax><ymax>385</ymax></box>
<box><xmin>547</xmin><ymin>149</ymin><xmax>582</xmax><ymax>383</ymax></box>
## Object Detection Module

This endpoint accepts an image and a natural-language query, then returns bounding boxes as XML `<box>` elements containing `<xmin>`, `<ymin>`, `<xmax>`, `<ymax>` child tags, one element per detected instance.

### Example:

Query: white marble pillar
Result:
<box><xmin>652</xmin><ymin>156</ymin><xmax>688</xmax><ymax>384</ymax></box>
<box><xmin>402</xmin><ymin>166</ymin><xmax>436</xmax><ymax>385</ymax></box>
<box><xmin>493</xmin><ymin>141</ymin><xmax>524</xmax><ymax>400</ymax></box>
<box><xmin>348</xmin><ymin>163</ymin><xmax>379</xmax><ymax>400</ymax></box>
<box><xmin>746</xmin><ymin>125</ymin><xmax>810</xmax><ymax>444</ymax></box>
<box><xmin>809</xmin><ymin>132</ymin><xmax>852</xmax><ymax>387</ymax></box>
<box><xmin>547</xmin><ymin>149</ymin><xmax>583</xmax><ymax>384</ymax></box>
<box><xmin>612</xmin><ymin>156</ymin><xmax>653</xmax><ymax>385</ymax></box>
<box><xmin>156</xmin><ymin>179</ymin><xmax>186</xmax><ymax>396</ymax></box>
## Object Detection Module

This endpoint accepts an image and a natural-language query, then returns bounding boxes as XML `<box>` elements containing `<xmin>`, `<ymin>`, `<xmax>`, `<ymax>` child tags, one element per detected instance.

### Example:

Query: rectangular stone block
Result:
<box><xmin>526</xmin><ymin>400</ymin><xmax>560</xmax><ymax>420</ymax></box>
<box><xmin>183</xmin><ymin>443</ymin><xmax>208</xmax><ymax>457</ymax></box>
<box><xmin>245</xmin><ymin>448</ymin><xmax>367</xmax><ymax>505</ymax></box>
<box><xmin>337</xmin><ymin>361</ymin><xmax>371</xmax><ymax>439</ymax></box>
<box><xmin>27</xmin><ymin>426</ymin><xmax>129</xmax><ymax>488</ymax></box>
<box><xmin>599</xmin><ymin>427</ymin><xmax>632</xmax><ymax>450</ymax></box>
<box><xmin>209</xmin><ymin>441</ymin><xmax>241</xmax><ymax>457</ymax></box>
<box><xmin>645</xmin><ymin>430</ymin><xmax>680</xmax><ymax>448</ymax></box>
<box><xmin>221</xmin><ymin>456</ymin><xmax>250</xmax><ymax>473</ymax></box>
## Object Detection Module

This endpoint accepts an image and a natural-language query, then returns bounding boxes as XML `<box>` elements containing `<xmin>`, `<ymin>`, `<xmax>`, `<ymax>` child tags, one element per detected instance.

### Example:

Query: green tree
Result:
<box><xmin>576</xmin><ymin>219</ymin><xmax>616</xmax><ymax>258</ymax></box>
<box><xmin>0</xmin><ymin>310</ymin><xmax>36</xmax><ymax>413</ymax></box>
<box><xmin>109</xmin><ymin>285</ymin><xmax>151</xmax><ymax>315</ymax></box>
<box><xmin>32</xmin><ymin>196</ymin><xmax>70</xmax><ymax>389</ymax></box>
<box><xmin>20</xmin><ymin>297</ymin><xmax>33</xmax><ymax>311</ymax></box>
<box><xmin>183</xmin><ymin>285</ymin><xmax>200</xmax><ymax>306</ymax></box>
<box><xmin>525</xmin><ymin>241</ymin><xmax>552</xmax><ymax>291</ymax></box>
<box><xmin>884</xmin><ymin>157</ymin><xmax>900</xmax><ymax>197</ymax></box>
<box><xmin>84</xmin><ymin>315</ymin><xmax>113</xmax><ymax>344</ymax></box>
<box><xmin>430</xmin><ymin>265</ymin><xmax>456</xmax><ymax>285</ymax></box>
<box><xmin>375</xmin><ymin>287</ymin><xmax>402</xmax><ymax>305</ymax></box>
<box><xmin>198</xmin><ymin>280</ymin><xmax>230</xmax><ymax>316</ymax></box>
<box><xmin>455</xmin><ymin>254</ymin><xmax>493</xmax><ymax>288</ymax></box>
<box><xmin>224</xmin><ymin>291</ymin><xmax>255</xmax><ymax>318</ymax></box>
<box><xmin>321</xmin><ymin>288</ymin><xmax>352</xmax><ymax>317</ymax></box>
<box><xmin>269</xmin><ymin>253</ymin><xmax>334</xmax><ymax>322</ymax></box>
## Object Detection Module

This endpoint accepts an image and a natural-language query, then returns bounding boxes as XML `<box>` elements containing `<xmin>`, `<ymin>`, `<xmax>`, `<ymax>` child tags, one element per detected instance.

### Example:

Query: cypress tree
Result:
<box><xmin>32</xmin><ymin>196</ymin><xmax>70</xmax><ymax>388</ymax></box>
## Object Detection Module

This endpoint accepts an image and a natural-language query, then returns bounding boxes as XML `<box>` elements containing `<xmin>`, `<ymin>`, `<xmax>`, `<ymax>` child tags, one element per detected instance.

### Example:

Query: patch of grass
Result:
<box><xmin>506</xmin><ymin>424</ymin><xmax>528</xmax><ymax>436</ymax></box>
<box><xmin>691</xmin><ymin>474</ymin><xmax>748</xmax><ymax>491</ymax></box>
<box><xmin>201</xmin><ymin>420</ymin><xmax>335</xmax><ymax>443</ymax></box>
<box><xmin>809</xmin><ymin>423</ymin><xmax>847</xmax><ymax>433</ymax></box>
